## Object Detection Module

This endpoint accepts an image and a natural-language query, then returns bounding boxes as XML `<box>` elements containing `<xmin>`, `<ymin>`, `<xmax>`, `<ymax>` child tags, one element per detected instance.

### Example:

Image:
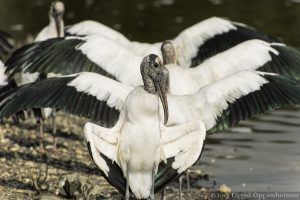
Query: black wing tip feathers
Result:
<box><xmin>209</xmin><ymin>74</ymin><xmax>300</xmax><ymax>134</ymax></box>
<box><xmin>0</xmin><ymin>74</ymin><xmax>119</xmax><ymax>127</ymax></box>
<box><xmin>191</xmin><ymin>24</ymin><xmax>280</xmax><ymax>67</ymax></box>
<box><xmin>0</xmin><ymin>29</ymin><xmax>14</xmax><ymax>58</ymax></box>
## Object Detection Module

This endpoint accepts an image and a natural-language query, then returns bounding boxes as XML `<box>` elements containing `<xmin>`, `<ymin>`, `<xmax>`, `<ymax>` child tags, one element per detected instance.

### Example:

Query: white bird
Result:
<box><xmin>36</xmin><ymin>1</ymin><xmax>65</xmax><ymax>42</ymax></box>
<box><xmin>6</xmin><ymin>36</ymin><xmax>300</xmax><ymax>96</ymax></box>
<box><xmin>1</xmin><ymin>55</ymin><xmax>300</xmax><ymax>198</ymax></box>
<box><xmin>65</xmin><ymin>17</ymin><xmax>280</xmax><ymax>68</ymax></box>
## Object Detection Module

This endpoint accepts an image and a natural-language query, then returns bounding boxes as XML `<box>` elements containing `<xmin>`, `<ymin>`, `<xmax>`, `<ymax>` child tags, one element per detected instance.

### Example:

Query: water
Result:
<box><xmin>0</xmin><ymin>0</ymin><xmax>300</xmax><ymax>192</ymax></box>
<box><xmin>202</xmin><ymin>110</ymin><xmax>300</xmax><ymax>191</ymax></box>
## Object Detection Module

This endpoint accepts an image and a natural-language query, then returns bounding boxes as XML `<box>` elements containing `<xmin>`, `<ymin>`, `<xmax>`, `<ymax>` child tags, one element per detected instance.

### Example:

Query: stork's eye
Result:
<box><xmin>154</xmin><ymin>62</ymin><xmax>159</xmax><ymax>68</ymax></box>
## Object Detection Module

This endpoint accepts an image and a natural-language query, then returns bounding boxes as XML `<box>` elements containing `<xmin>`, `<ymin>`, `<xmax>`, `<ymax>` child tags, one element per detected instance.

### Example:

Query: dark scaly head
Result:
<box><xmin>141</xmin><ymin>54</ymin><xmax>169</xmax><ymax>124</ymax></box>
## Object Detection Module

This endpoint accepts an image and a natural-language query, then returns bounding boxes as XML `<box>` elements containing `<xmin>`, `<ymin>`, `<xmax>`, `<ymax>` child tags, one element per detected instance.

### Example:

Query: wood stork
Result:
<box><xmin>5</xmin><ymin>36</ymin><xmax>300</xmax><ymax>96</ymax></box>
<box><xmin>1</xmin><ymin>55</ymin><xmax>300</xmax><ymax>198</ymax></box>
<box><xmin>16</xmin><ymin>0</ymin><xmax>65</xmax><ymax>151</ymax></box>
<box><xmin>65</xmin><ymin>17</ymin><xmax>280</xmax><ymax>67</ymax></box>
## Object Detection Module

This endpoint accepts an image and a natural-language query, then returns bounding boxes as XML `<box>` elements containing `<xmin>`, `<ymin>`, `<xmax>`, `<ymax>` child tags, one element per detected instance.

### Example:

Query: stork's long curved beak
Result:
<box><xmin>54</xmin><ymin>13</ymin><xmax>63</xmax><ymax>37</ymax></box>
<box><xmin>154</xmin><ymin>69</ymin><xmax>169</xmax><ymax>125</ymax></box>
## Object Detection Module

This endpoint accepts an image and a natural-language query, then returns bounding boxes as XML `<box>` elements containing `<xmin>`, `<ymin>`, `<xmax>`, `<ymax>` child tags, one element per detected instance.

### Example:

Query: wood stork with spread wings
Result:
<box><xmin>37</xmin><ymin>1</ymin><xmax>65</xmax><ymax>41</ymax></box>
<box><xmin>65</xmin><ymin>17</ymin><xmax>280</xmax><ymax>68</ymax></box>
<box><xmin>1</xmin><ymin>55</ymin><xmax>300</xmax><ymax>198</ymax></box>
<box><xmin>5</xmin><ymin>36</ymin><xmax>300</xmax><ymax>96</ymax></box>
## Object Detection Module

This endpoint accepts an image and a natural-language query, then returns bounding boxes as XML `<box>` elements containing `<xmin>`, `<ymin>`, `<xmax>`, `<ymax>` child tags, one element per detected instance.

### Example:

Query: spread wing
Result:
<box><xmin>0</xmin><ymin>72</ymin><xmax>133</xmax><ymax>127</ymax></box>
<box><xmin>160</xmin><ymin>120</ymin><xmax>206</xmax><ymax>173</ymax></box>
<box><xmin>168</xmin><ymin>40</ymin><xmax>300</xmax><ymax>96</ymax></box>
<box><xmin>167</xmin><ymin>70</ymin><xmax>300</xmax><ymax>133</ymax></box>
<box><xmin>84</xmin><ymin>119</ymin><xmax>206</xmax><ymax>196</ymax></box>
<box><xmin>84</xmin><ymin>120</ymin><xmax>126</xmax><ymax>194</ymax></box>
<box><xmin>5</xmin><ymin>35</ymin><xmax>143</xmax><ymax>86</ymax></box>
<box><xmin>65</xmin><ymin>17</ymin><xmax>279</xmax><ymax>68</ymax></box>
<box><xmin>192</xmin><ymin>40</ymin><xmax>300</xmax><ymax>82</ymax></box>
<box><xmin>65</xmin><ymin>20</ymin><xmax>130</xmax><ymax>45</ymax></box>
<box><xmin>173</xmin><ymin>17</ymin><xmax>280</xmax><ymax>67</ymax></box>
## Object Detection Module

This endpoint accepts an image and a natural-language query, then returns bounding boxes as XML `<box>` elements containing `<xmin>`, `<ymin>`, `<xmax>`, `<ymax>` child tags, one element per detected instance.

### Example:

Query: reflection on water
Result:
<box><xmin>0</xmin><ymin>0</ymin><xmax>300</xmax><ymax>192</ymax></box>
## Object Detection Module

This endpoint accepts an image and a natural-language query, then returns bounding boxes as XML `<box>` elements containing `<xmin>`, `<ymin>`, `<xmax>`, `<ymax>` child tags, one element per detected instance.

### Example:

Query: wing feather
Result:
<box><xmin>167</xmin><ymin>71</ymin><xmax>300</xmax><ymax>133</ymax></box>
<box><xmin>0</xmin><ymin>72</ymin><xmax>133</xmax><ymax>127</ymax></box>
<box><xmin>65</xmin><ymin>20</ymin><xmax>130</xmax><ymax>45</ymax></box>
<box><xmin>5</xmin><ymin>36</ymin><xmax>143</xmax><ymax>86</ymax></box>
<box><xmin>84</xmin><ymin>122</ymin><xmax>119</xmax><ymax>175</ymax></box>
<box><xmin>161</xmin><ymin>120</ymin><xmax>206</xmax><ymax>173</ymax></box>
<box><xmin>173</xmin><ymin>17</ymin><xmax>280</xmax><ymax>67</ymax></box>
<box><xmin>0</xmin><ymin>30</ymin><xmax>13</xmax><ymax>59</ymax></box>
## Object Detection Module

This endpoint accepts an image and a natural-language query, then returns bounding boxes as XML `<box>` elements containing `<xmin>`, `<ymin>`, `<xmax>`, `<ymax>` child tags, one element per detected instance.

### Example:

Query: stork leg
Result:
<box><xmin>178</xmin><ymin>172</ymin><xmax>191</xmax><ymax>199</ymax></box>
<box><xmin>160</xmin><ymin>189</ymin><xmax>165</xmax><ymax>200</ymax></box>
<box><xmin>125</xmin><ymin>165</ymin><xmax>130</xmax><ymax>200</ymax></box>
<box><xmin>38</xmin><ymin>118</ymin><xmax>45</xmax><ymax>153</ymax></box>
<box><xmin>179</xmin><ymin>175</ymin><xmax>182</xmax><ymax>200</ymax></box>
<box><xmin>150</xmin><ymin>167</ymin><xmax>155</xmax><ymax>200</ymax></box>
<box><xmin>186</xmin><ymin>170</ymin><xmax>191</xmax><ymax>191</ymax></box>
<box><xmin>51</xmin><ymin>109</ymin><xmax>57</xmax><ymax>150</ymax></box>
<box><xmin>34</xmin><ymin>108</ymin><xmax>45</xmax><ymax>154</ymax></box>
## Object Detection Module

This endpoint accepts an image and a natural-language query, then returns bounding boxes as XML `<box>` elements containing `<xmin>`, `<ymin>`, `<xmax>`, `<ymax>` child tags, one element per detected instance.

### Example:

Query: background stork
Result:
<box><xmin>1</xmin><ymin>55</ymin><xmax>300</xmax><ymax>198</ymax></box>
<box><xmin>12</xmin><ymin>1</ymin><xmax>65</xmax><ymax>151</ymax></box>
<box><xmin>19</xmin><ymin>0</ymin><xmax>65</xmax><ymax>86</ymax></box>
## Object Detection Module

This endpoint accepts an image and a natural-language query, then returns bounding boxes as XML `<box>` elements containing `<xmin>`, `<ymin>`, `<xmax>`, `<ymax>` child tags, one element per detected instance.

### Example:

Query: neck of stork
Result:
<box><xmin>161</xmin><ymin>41</ymin><xmax>177</xmax><ymax>65</ymax></box>
<box><xmin>140</xmin><ymin>59</ymin><xmax>157</xmax><ymax>94</ymax></box>
<box><xmin>49</xmin><ymin>13</ymin><xmax>64</xmax><ymax>38</ymax></box>
<box><xmin>162</xmin><ymin>51</ymin><xmax>177</xmax><ymax>65</ymax></box>
<box><xmin>142</xmin><ymin>74</ymin><xmax>156</xmax><ymax>95</ymax></box>
<box><xmin>140</xmin><ymin>57</ymin><xmax>169</xmax><ymax>125</ymax></box>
